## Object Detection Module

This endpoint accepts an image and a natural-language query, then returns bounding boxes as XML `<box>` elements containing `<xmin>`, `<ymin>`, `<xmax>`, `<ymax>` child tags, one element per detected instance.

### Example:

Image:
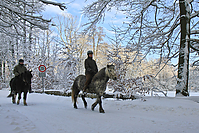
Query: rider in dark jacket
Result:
<box><xmin>7</xmin><ymin>59</ymin><xmax>30</xmax><ymax>97</ymax></box>
<box><xmin>13</xmin><ymin>59</ymin><xmax>27</xmax><ymax>76</ymax></box>
<box><xmin>83</xmin><ymin>50</ymin><xmax>98</xmax><ymax>92</ymax></box>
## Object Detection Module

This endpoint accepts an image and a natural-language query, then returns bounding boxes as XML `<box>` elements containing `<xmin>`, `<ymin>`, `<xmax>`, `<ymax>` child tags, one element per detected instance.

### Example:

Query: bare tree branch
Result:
<box><xmin>39</xmin><ymin>0</ymin><xmax>67</xmax><ymax>10</ymax></box>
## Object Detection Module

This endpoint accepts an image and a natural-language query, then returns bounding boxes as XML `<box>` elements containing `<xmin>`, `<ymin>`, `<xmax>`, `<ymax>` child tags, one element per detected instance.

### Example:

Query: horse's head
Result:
<box><xmin>22</xmin><ymin>70</ymin><xmax>33</xmax><ymax>85</ymax></box>
<box><xmin>106</xmin><ymin>65</ymin><xmax>117</xmax><ymax>80</ymax></box>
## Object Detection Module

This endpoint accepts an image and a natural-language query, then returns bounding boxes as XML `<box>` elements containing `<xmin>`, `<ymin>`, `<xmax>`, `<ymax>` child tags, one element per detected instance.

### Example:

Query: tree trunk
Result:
<box><xmin>3</xmin><ymin>61</ymin><xmax>6</xmax><ymax>83</ymax></box>
<box><xmin>23</xmin><ymin>4</ymin><xmax>27</xmax><ymax>59</ymax></box>
<box><xmin>176</xmin><ymin>0</ymin><xmax>190</xmax><ymax>96</ymax></box>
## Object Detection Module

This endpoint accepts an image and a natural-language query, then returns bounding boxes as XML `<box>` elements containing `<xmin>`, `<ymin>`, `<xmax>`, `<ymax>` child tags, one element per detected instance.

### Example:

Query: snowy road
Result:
<box><xmin>0</xmin><ymin>90</ymin><xmax>199</xmax><ymax>133</ymax></box>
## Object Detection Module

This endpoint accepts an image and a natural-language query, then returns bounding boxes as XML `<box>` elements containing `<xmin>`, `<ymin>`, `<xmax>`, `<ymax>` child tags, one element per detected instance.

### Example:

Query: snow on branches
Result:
<box><xmin>0</xmin><ymin>0</ymin><xmax>67</xmax><ymax>36</ymax></box>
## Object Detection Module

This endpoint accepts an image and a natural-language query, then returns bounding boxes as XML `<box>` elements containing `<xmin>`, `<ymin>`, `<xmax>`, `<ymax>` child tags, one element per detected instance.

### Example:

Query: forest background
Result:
<box><xmin>0</xmin><ymin>0</ymin><xmax>198</xmax><ymax>96</ymax></box>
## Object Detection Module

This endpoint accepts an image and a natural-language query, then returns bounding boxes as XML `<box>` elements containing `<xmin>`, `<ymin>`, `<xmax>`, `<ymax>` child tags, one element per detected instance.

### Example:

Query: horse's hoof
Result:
<box><xmin>91</xmin><ymin>106</ymin><xmax>95</xmax><ymax>111</ymax></box>
<box><xmin>12</xmin><ymin>100</ymin><xmax>16</xmax><ymax>104</ymax></box>
<box><xmin>99</xmin><ymin>109</ymin><xmax>105</xmax><ymax>113</ymax></box>
<box><xmin>84</xmin><ymin>103</ymin><xmax>87</xmax><ymax>109</ymax></box>
<box><xmin>100</xmin><ymin>110</ymin><xmax>105</xmax><ymax>113</ymax></box>
<box><xmin>24</xmin><ymin>100</ymin><xmax>27</xmax><ymax>106</ymax></box>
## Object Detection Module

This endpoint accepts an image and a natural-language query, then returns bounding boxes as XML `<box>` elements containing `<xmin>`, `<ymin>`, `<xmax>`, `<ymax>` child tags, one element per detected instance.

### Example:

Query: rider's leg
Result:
<box><xmin>82</xmin><ymin>74</ymin><xmax>92</xmax><ymax>92</ymax></box>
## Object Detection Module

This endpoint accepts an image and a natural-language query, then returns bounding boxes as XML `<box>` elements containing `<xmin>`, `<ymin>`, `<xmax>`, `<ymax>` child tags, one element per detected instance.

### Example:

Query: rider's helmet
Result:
<box><xmin>19</xmin><ymin>59</ymin><xmax>24</xmax><ymax>63</ymax></box>
<box><xmin>87</xmin><ymin>50</ymin><xmax>93</xmax><ymax>55</ymax></box>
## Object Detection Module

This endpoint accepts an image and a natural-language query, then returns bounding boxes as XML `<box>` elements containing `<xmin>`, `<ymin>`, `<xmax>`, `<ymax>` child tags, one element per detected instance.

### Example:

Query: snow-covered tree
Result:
<box><xmin>82</xmin><ymin>0</ymin><xmax>199</xmax><ymax>96</ymax></box>
<box><xmin>0</xmin><ymin>0</ymin><xmax>67</xmax><ymax>86</ymax></box>
<box><xmin>0</xmin><ymin>0</ymin><xmax>66</xmax><ymax>34</ymax></box>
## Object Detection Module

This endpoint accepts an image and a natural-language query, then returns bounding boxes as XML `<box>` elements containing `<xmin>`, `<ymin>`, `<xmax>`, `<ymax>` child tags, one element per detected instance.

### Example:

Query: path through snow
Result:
<box><xmin>0</xmin><ymin>90</ymin><xmax>199</xmax><ymax>133</ymax></box>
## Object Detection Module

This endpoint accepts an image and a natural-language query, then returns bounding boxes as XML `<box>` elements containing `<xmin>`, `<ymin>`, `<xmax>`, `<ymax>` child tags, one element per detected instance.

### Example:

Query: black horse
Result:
<box><xmin>71</xmin><ymin>65</ymin><xmax>117</xmax><ymax>113</ymax></box>
<box><xmin>10</xmin><ymin>70</ymin><xmax>32</xmax><ymax>106</ymax></box>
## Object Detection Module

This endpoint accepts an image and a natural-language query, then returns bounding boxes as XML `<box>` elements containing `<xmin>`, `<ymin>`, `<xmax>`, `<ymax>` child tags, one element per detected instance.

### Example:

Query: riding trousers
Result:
<box><xmin>83</xmin><ymin>73</ymin><xmax>94</xmax><ymax>91</ymax></box>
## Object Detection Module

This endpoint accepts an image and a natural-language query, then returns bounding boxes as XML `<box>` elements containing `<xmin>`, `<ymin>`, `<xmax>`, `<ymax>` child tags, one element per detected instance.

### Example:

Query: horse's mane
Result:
<box><xmin>92</xmin><ymin>67</ymin><xmax>108</xmax><ymax>82</ymax></box>
<box><xmin>20</xmin><ymin>70</ymin><xmax>33</xmax><ymax>79</ymax></box>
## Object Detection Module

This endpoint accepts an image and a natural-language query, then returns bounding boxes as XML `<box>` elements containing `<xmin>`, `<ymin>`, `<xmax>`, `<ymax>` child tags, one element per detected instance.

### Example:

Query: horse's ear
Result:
<box><xmin>107</xmin><ymin>64</ymin><xmax>115</xmax><ymax>68</ymax></box>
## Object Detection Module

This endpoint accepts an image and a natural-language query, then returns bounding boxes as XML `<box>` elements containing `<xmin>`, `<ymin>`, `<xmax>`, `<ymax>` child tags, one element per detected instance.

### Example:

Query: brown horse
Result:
<box><xmin>71</xmin><ymin>65</ymin><xmax>117</xmax><ymax>113</ymax></box>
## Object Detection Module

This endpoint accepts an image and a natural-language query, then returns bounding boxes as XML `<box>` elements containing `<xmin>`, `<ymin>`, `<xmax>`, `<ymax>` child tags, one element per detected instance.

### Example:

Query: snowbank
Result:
<box><xmin>0</xmin><ymin>90</ymin><xmax>199</xmax><ymax>133</ymax></box>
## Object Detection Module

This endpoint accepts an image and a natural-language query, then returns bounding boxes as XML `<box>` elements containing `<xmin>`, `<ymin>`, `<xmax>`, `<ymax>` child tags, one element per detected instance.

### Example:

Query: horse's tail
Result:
<box><xmin>71</xmin><ymin>76</ymin><xmax>81</xmax><ymax>103</ymax></box>
<box><xmin>7</xmin><ymin>78</ymin><xmax>15</xmax><ymax>98</ymax></box>
<box><xmin>71</xmin><ymin>75</ymin><xmax>85</xmax><ymax>103</ymax></box>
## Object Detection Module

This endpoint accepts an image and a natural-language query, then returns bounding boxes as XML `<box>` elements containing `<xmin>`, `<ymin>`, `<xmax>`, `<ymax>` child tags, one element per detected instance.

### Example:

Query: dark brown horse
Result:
<box><xmin>10</xmin><ymin>70</ymin><xmax>32</xmax><ymax>106</ymax></box>
<box><xmin>71</xmin><ymin>65</ymin><xmax>117</xmax><ymax>113</ymax></box>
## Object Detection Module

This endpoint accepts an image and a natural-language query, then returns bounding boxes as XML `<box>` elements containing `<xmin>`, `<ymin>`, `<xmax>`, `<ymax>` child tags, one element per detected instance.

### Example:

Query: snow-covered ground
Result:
<box><xmin>0</xmin><ymin>89</ymin><xmax>199</xmax><ymax>133</ymax></box>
